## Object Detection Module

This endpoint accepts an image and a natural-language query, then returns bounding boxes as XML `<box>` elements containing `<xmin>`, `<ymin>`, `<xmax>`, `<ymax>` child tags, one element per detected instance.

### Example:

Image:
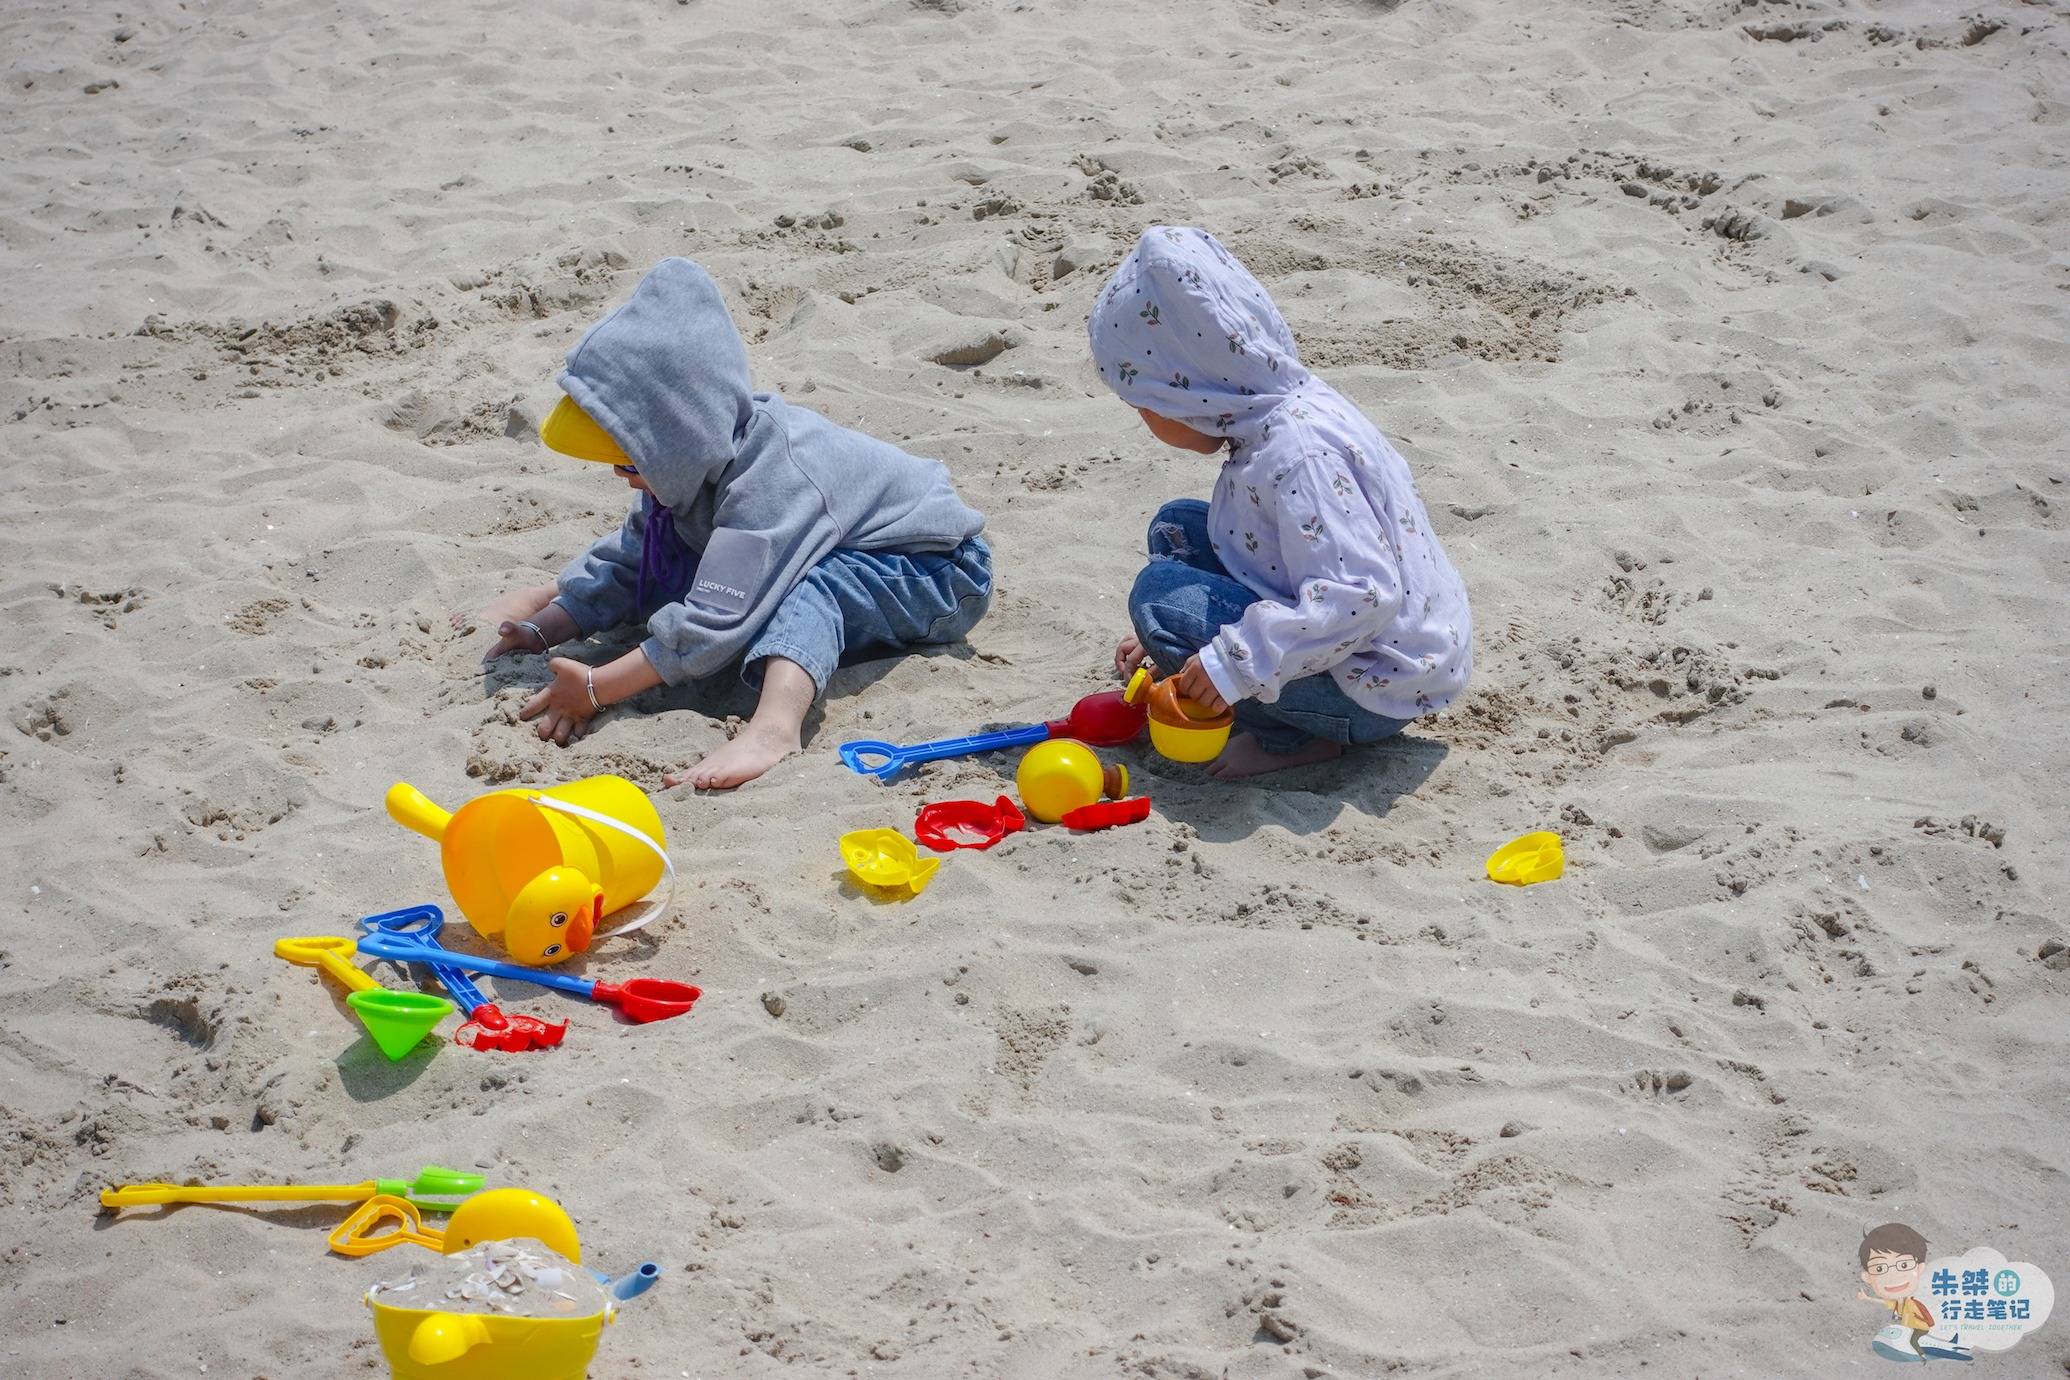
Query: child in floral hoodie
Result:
<box><xmin>1092</xmin><ymin>227</ymin><xmax>1471</xmax><ymax>777</ymax></box>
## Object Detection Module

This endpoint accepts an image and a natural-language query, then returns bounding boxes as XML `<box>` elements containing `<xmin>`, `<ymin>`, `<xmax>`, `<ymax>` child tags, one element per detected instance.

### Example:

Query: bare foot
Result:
<box><xmin>664</xmin><ymin>720</ymin><xmax>799</xmax><ymax>790</ymax></box>
<box><xmin>663</xmin><ymin>656</ymin><xmax>816</xmax><ymax>791</ymax></box>
<box><xmin>1203</xmin><ymin>732</ymin><xmax>1343</xmax><ymax>780</ymax></box>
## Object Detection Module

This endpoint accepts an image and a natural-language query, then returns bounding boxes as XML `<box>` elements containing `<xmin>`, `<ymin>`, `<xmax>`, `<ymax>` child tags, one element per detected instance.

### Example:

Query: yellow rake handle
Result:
<box><xmin>102</xmin><ymin>1180</ymin><xmax>373</xmax><ymax>1208</ymax></box>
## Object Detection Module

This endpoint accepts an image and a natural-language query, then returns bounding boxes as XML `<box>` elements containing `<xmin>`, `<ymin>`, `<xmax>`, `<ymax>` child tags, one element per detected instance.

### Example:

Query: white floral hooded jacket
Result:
<box><xmin>1089</xmin><ymin>226</ymin><xmax>1472</xmax><ymax>720</ymax></box>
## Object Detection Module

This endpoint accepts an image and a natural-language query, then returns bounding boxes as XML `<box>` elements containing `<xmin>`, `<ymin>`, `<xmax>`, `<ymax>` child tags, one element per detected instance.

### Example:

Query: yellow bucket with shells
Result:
<box><xmin>366</xmin><ymin>1299</ymin><xmax>611</xmax><ymax>1380</ymax></box>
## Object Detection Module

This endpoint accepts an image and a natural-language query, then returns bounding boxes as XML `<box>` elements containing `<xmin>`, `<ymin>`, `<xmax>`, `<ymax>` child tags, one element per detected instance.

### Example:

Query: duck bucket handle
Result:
<box><xmin>525</xmin><ymin>792</ymin><xmax>675</xmax><ymax>941</ymax></box>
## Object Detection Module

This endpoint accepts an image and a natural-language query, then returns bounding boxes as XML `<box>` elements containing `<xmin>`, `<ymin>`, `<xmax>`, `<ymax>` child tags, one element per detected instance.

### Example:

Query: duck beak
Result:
<box><xmin>568</xmin><ymin>894</ymin><xmax>600</xmax><ymax>952</ymax></box>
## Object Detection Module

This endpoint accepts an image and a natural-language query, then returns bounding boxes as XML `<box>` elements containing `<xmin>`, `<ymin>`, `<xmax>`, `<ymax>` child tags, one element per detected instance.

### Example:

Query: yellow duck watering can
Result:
<box><xmin>386</xmin><ymin>777</ymin><xmax>673</xmax><ymax>967</ymax></box>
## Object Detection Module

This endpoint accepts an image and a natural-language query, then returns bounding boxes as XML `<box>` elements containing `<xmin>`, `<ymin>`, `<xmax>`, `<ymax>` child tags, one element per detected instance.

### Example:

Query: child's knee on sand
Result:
<box><xmin>742</xmin><ymin>540</ymin><xmax>994</xmax><ymax>695</ymax></box>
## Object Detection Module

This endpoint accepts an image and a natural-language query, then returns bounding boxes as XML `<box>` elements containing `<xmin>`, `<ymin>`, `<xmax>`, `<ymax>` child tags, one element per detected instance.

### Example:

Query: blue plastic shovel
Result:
<box><xmin>837</xmin><ymin>724</ymin><xmax>1052</xmax><ymax>782</ymax></box>
<box><xmin>353</xmin><ymin>931</ymin><xmax>700</xmax><ymax>1024</ymax></box>
<box><xmin>356</xmin><ymin>906</ymin><xmax>565</xmax><ymax>1051</ymax></box>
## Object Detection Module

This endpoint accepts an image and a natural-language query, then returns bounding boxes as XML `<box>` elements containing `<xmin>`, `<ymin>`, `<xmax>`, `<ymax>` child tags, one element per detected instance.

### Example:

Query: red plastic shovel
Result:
<box><xmin>354</xmin><ymin>932</ymin><xmax>701</xmax><ymax>1024</ymax></box>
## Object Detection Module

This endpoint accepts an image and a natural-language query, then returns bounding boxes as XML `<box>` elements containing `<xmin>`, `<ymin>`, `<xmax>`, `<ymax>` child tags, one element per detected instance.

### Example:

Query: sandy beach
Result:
<box><xmin>4</xmin><ymin>0</ymin><xmax>2069</xmax><ymax>1375</ymax></box>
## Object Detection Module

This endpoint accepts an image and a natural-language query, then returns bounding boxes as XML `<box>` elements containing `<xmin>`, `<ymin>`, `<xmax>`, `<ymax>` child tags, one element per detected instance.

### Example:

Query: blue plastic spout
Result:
<box><xmin>594</xmin><ymin>1262</ymin><xmax>661</xmax><ymax>1302</ymax></box>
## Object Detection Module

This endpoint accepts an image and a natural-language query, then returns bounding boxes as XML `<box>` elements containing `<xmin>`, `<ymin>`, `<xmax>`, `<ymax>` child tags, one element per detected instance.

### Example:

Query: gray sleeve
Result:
<box><xmin>638</xmin><ymin>453</ymin><xmax>840</xmax><ymax>684</ymax></box>
<box><xmin>552</xmin><ymin>502</ymin><xmax>649</xmax><ymax>635</ymax></box>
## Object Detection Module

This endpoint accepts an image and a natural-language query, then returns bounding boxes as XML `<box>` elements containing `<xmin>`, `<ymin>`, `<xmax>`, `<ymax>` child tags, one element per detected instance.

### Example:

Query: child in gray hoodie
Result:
<box><xmin>470</xmin><ymin>258</ymin><xmax>990</xmax><ymax>788</ymax></box>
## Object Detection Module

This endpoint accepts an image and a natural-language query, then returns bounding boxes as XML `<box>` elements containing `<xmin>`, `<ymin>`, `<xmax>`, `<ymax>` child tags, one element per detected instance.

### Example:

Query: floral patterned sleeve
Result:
<box><xmin>1197</xmin><ymin>453</ymin><xmax>1403</xmax><ymax>705</ymax></box>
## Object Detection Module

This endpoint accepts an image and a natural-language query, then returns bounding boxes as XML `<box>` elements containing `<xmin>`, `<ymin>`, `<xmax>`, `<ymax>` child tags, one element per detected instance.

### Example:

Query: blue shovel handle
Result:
<box><xmin>357</xmin><ymin>905</ymin><xmax>490</xmax><ymax>1017</ymax></box>
<box><xmin>837</xmin><ymin>722</ymin><xmax>1051</xmax><ymax>782</ymax></box>
<box><xmin>355</xmin><ymin>931</ymin><xmax>600</xmax><ymax>1001</ymax></box>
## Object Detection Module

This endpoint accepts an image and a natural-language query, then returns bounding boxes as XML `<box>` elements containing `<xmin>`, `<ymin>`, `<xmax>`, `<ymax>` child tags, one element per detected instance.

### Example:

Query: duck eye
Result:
<box><xmin>549</xmin><ymin>911</ymin><xmax>568</xmax><ymax>927</ymax></box>
<box><xmin>544</xmin><ymin>943</ymin><xmax>562</xmax><ymax>957</ymax></box>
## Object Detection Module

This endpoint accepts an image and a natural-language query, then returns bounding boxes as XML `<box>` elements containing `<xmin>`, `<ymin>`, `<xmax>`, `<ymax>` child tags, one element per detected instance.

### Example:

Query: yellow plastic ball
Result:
<box><xmin>1016</xmin><ymin>740</ymin><xmax>1122</xmax><ymax>824</ymax></box>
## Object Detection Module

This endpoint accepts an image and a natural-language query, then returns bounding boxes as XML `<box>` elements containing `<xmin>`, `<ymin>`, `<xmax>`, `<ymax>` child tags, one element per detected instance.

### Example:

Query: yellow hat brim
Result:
<box><xmin>538</xmin><ymin>395</ymin><xmax>631</xmax><ymax>466</ymax></box>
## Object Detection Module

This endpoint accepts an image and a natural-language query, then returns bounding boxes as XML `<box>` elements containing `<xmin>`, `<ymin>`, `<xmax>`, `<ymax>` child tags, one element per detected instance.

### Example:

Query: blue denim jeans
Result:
<box><xmin>1128</xmin><ymin>501</ymin><xmax>1410</xmax><ymax>753</ymax></box>
<box><xmin>732</xmin><ymin>536</ymin><xmax>992</xmax><ymax>695</ymax></box>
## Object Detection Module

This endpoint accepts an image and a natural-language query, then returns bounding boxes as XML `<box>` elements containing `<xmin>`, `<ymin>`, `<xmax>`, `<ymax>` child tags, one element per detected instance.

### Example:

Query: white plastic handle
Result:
<box><xmin>526</xmin><ymin>793</ymin><xmax>675</xmax><ymax>941</ymax></box>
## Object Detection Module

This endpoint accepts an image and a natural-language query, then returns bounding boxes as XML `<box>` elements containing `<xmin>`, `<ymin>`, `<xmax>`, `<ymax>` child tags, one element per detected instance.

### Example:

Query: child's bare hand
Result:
<box><xmin>531</xmin><ymin>706</ymin><xmax>593</xmax><ymax>746</ymax></box>
<box><xmin>483</xmin><ymin>620</ymin><xmax>544</xmax><ymax>662</ymax></box>
<box><xmin>457</xmin><ymin>584</ymin><xmax>556</xmax><ymax>635</ymax></box>
<box><xmin>1115</xmin><ymin>633</ymin><xmax>1149</xmax><ymax>678</ymax></box>
<box><xmin>479</xmin><ymin>598</ymin><xmax>575</xmax><ymax>664</ymax></box>
<box><xmin>1176</xmin><ymin>655</ymin><xmax>1231</xmax><ymax>714</ymax></box>
<box><xmin>519</xmin><ymin>657</ymin><xmax>600</xmax><ymax>745</ymax></box>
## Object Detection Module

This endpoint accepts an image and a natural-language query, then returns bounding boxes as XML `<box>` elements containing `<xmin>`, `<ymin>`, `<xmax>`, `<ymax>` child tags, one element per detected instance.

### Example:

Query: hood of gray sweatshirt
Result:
<box><xmin>550</xmin><ymin>258</ymin><xmax>986</xmax><ymax>683</ymax></box>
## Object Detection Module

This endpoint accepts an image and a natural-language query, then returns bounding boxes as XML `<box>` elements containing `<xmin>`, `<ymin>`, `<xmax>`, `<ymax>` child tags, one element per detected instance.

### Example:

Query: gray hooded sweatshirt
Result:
<box><xmin>550</xmin><ymin>258</ymin><xmax>986</xmax><ymax>684</ymax></box>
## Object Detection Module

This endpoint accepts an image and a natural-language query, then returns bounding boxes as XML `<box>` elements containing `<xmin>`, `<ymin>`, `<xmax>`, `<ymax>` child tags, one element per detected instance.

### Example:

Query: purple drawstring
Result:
<box><xmin>636</xmin><ymin>494</ymin><xmax>695</xmax><ymax>608</ymax></box>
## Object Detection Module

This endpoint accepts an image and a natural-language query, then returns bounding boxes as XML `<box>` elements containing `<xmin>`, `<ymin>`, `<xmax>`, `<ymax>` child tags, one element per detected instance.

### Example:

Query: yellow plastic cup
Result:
<box><xmin>1124</xmin><ymin>667</ymin><xmax>1233</xmax><ymax>763</ymax></box>
<box><xmin>367</xmin><ymin>1298</ymin><xmax>610</xmax><ymax>1380</ymax></box>
<box><xmin>386</xmin><ymin>777</ymin><xmax>667</xmax><ymax>965</ymax></box>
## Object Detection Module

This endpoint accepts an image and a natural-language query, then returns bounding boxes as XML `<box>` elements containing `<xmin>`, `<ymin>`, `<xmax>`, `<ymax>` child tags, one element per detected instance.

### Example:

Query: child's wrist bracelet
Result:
<box><xmin>585</xmin><ymin>667</ymin><xmax>603</xmax><ymax>714</ymax></box>
<box><xmin>517</xmin><ymin>619</ymin><xmax>549</xmax><ymax>651</ymax></box>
